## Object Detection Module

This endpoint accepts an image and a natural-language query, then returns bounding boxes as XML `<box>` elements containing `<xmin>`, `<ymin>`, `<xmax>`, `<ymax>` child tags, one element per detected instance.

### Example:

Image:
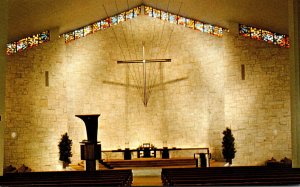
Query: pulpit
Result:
<box><xmin>75</xmin><ymin>114</ymin><xmax>101</xmax><ymax>172</ymax></box>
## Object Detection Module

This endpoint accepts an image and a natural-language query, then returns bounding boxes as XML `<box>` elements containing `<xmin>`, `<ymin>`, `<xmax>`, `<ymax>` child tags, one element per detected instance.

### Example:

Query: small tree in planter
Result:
<box><xmin>58</xmin><ymin>133</ymin><xmax>72</xmax><ymax>168</ymax></box>
<box><xmin>222</xmin><ymin>127</ymin><xmax>236</xmax><ymax>165</ymax></box>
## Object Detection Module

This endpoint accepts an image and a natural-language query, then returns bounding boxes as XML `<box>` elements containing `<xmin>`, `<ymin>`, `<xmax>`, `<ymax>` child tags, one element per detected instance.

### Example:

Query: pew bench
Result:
<box><xmin>161</xmin><ymin>166</ymin><xmax>300</xmax><ymax>186</ymax></box>
<box><xmin>0</xmin><ymin>169</ymin><xmax>133</xmax><ymax>186</ymax></box>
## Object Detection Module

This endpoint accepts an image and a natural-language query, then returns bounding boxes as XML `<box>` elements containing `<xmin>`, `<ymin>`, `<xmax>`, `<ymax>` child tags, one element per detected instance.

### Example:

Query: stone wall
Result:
<box><xmin>224</xmin><ymin>34</ymin><xmax>291</xmax><ymax>165</ymax></box>
<box><xmin>4</xmin><ymin>15</ymin><xmax>290</xmax><ymax>170</ymax></box>
<box><xmin>0</xmin><ymin>0</ymin><xmax>8</xmax><ymax>176</ymax></box>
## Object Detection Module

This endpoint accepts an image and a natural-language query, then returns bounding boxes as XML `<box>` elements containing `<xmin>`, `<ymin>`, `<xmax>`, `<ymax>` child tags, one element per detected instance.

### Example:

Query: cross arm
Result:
<box><xmin>117</xmin><ymin>59</ymin><xmax>171</xmax><ymax>64</ymax></box>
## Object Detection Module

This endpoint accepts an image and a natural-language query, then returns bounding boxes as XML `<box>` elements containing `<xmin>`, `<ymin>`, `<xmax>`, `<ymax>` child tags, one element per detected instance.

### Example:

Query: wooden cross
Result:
<box><xmin>117</xmin><ymin>42</ymin><xmax>171</xmax><ymax>107</ymax></box>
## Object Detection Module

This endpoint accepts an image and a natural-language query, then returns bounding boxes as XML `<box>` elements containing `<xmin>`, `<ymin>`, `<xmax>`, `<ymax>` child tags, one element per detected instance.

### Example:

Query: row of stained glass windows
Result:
<box><xmin>239</xmin><ymin>24</ymin><xmax>290</xmax><ymax>48</ymax></box>
<box><xmin>144</xmin><ymin>6</ymin><xmax>226</xmax><ymax>37</ymax></box>
<box><xmin>6</xmin><ymin>6</ymin><xmax>291</xmax><ymax>55</ymax></box>
<box><xmin>63</xmin><ymin>6</ymin><xmax>141</xmax><ymax>43</ymax></box>
<box><xmin>6</xmin><ymin>31</ymin><xmax>50</xmax><ymax>55</ymax></box>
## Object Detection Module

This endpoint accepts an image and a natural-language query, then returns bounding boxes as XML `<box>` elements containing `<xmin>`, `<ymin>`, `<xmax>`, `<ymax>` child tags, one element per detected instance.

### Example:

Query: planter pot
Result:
<box><xmin>63</xmin><ymin>162</ymin><xmax>69</xmax><ymax>169</ymax></box>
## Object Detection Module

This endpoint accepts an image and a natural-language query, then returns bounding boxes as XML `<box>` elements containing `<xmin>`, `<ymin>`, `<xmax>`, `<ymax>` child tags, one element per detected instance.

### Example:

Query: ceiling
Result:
<box><xmin>8</xmin><ymin>0</ymin><xmax>288</xmax><ymax>42</ymax></box>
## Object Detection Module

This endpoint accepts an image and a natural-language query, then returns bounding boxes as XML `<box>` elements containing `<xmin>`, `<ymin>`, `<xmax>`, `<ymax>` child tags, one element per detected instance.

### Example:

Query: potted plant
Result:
<box><xmin>222</xmin><ymin>127</ymin><xmax>236</xmax><ymax>165</ymax></box>
<box><xmin>58</xmin><ymin>133</ymin><xmax>72</xmax><ymax>168</ymax></box>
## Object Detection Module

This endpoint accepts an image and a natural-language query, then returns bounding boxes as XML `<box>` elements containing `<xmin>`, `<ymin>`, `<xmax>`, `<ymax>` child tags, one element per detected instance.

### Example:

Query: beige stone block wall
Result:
<box><xmin>4</xmin><ymin>15</ymin><xmax>290</xmax><ymax>170</ymax></box>
<box><xmin>223</xmin><ymin>34</ymin><xmax>291</xmax><ymax>165</ymax></box>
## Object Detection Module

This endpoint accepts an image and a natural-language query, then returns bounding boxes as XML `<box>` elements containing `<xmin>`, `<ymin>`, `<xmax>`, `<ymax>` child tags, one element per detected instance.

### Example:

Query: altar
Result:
<box><xmin>102</xmin><ymin>145</ymin><xmax>210</xmax><ymax>161</ymax></box>
<box><xmin>137</xmin><ymin>143</ymin><xmax>156</xmax><ymax>158</ymax></box>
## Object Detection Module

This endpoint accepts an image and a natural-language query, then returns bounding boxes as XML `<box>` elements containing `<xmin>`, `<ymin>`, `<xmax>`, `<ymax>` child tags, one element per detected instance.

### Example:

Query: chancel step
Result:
<box><xmin>100</xmin><ymin>158</ymin><xmax>196</xmax><ymax>168</ymax></box>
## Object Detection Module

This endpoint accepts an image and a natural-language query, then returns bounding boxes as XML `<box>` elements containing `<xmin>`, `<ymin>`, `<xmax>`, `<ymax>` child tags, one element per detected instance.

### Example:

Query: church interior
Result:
<box><xmin>0</xmin><ymin>0</ymin><xmax>300</xmax><ymax>186</ymax></box>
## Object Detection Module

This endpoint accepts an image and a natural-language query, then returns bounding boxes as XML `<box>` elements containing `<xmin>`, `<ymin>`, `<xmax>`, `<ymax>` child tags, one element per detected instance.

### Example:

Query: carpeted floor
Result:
<box><xmin>132</xmin><ymin>176</ymin><xmax>162</xmax><ymax>186</ymax></box>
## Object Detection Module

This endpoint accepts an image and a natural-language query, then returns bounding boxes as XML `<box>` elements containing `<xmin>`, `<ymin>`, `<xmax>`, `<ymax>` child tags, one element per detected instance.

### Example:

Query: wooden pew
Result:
<box><xmin>161</xmin><ymin>167</ymin><xmax>300</xmax><ymax>186</ymax></box>
<box><xmin>0</xmin><ymin>169</ymin><xmax>132</xmax><ymax>186</ymax></box>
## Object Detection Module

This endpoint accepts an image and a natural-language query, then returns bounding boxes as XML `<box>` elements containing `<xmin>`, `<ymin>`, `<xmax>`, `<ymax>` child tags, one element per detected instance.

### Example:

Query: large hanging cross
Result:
<box><xmin>117</xmin><ymin>42</ymin><xmax>171</xmax><ymax>107</ymax></box>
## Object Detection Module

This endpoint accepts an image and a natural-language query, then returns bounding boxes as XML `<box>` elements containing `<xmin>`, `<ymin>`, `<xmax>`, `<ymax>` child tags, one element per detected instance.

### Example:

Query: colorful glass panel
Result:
<box><xmin>126</xmin><ymin>9</ymin><xmax>134</xmax><ymax>20</ymax></box>
<box><xmin>203</xmin><ymin>23</ymin><xmax>213</xmax><ymax>34</ymax></box>
<box><xmin>64</xmin><ymin>31</ymin><xmax>75</xmax><ymax>43</ymax></box>
<box><xmin>285</xmin><ymin>36</ymin><xmax>290</xmax><ymax>48</ymax></box>
<box><xmin>274</xmin><ymin>33</ymin><xmax>286</xmax><ymax>47</ymax></box>
<box><xmin>186</xmin><ymin>18</ymin><xmax>194</xmax><ymax>29</ymax></box>
<box><xmin>6</xmin><ymin>43</ymin><xmax>16</xmax><ymax>55</ymax></box>
<box><xmin>262</xmin><ymin>30</ymin><xmax>274</xmax><ymax>43</ymax></box>
<box><xmin>27</xmin><ymin>34</ymin><xmax>39</xmax><ymax>47</ymax></box>
<box><xmin>213</xmin><ymin>26</ymin><xmax>223</xmax><ymax>37</ymax></box>
<box><xmin>84</xmin><ymin>25</ymin><xmax>93</xmax><ymax>36</ymax></box>
<box><xmin>59</xmin><ymin>5</ymin><xmax>228</xmax><ymax>45</ymax></box>
<box><xmin>118</xmin><ymin>12</ymin><xmax>125</xmax><ymax>23</ymax></box>
<box><xmin>74</xmin><ymin>28</ymin><xmax>84</xmax><ymax>39</ymax></box>
<box><xmin>195</xmin><ymin>21</ymin><xmax>204</xmax><ymax>32</ymax></box>
<box><xmin>145</xmin><ymin>6</ymin><xmax>153</xmax><ymax>17</ymax></box>
<box><xmin>93</xmin><ymin>22</ymin><xmax>101</xmax><ymax>32</ymax></box>
<box><xmin>101</xmin><ymin>18</ymin><xmax>110</xmax><ymax>29</ymax></box>
<box><xmin>239</xmin><ymin>24</ymin><xmax>290</xmax><ymax>48</ymax></box>
<box><xmin>250</xmin><ymin>27</ymin><xmax>262</xmax><ymax>40</ymax></box>
<box><xmin>239</xmin><ymin>24</ymin><xmax>251</xmax><ymax>37</ymax></box>
<box><xmin>134</xmin><ymin>6</ymin><xmax>141</xmax><ymax>17</ymax></box>
<box><xmin>17</xmin><ymin>38</ymin><xmax>27</xmax><ymax>52</ymax></box>
<box><xmin>153</xmin><ymin>8</ymin><xmax>161</xmax><ymax>19</ymax></box>
<box><xmin>169</xmin><ymin>13</ymin><xmax>177</xmax><ymax>24</ymax></box>
<box><xmin>178</xmin><ymin>16</ymin><xmax>186</xmax><ymax>26</ymax></box>
<box><xmin>111</xmin><ymin>15</ymin><xmax>118</xmax><ymax>25</ymax></box>
<box><xmin>161</xmin><ymin>10</ymin><xmax>168</xmax><ymax>21</ymax></box>
<box><xmin>39</xmin><ymin>31</ymin><xmax>50</xmax><ymax>44</ymax></box>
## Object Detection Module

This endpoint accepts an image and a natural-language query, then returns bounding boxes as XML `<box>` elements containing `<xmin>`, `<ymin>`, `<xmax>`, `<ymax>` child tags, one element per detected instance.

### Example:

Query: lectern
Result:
<box><xmin>75</xmin><ymin>114</ymin><xmax>101</xmax><ymax>172</ymax></box>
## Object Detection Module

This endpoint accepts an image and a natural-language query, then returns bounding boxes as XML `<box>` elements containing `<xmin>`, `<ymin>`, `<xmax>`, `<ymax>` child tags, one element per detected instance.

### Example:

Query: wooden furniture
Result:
<box><xmin>103</xmin><ymin>147</ymin><xmax>210</xmax><ymax>161</ymax></box>
<box><xmin>75</xmin><ymin>114</ymin><xmax>101</xmax><ymax>172</ymax></box>
<box><xmin>0</xmin><ymin>170</ymin><xmax>133</xmax><ymax>186</ymax></box>
<box><xmin>161</xmin><ymin>166</ymin><xmax>300</xmax><ymax>186</ymax></box>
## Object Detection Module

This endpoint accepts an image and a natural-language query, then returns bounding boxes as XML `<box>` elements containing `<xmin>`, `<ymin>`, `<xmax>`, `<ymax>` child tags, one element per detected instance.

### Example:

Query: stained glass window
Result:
<box><xmin>145</xmin><ymin>6</ymin><xmax>153</xmax><ymax>17</ymax></box>
<box><xmin>101</xmin><ymin>18</ymin><xmax>110</xmax><ymax>29</ymax></box>
<box><xmin>213</xmin><ymin>26</ymin><xmax>223</xmax><ymax>37</ymax></box>
<box><xmin>111</xmin><ymin>15</ymin><xmax>118</xmax><ymax>25</ymax></box>
<box><xmin>118</xmin><ymin>12</ymin><xmax>126</xmax><ymax>23</ymax></box>
<box><xmin>239</xmin><ymin>24</ymin><xmax>289</xmax><ymax>48</ymax></box>
<box><xmin>285</xmin><ymin>36</ymin><xmax>290</xmax><ymax>48</ymax></box>
<box><xmin>39</xmin><ymin>31</ymin><xmax>50</xmax><ymax>44</ymax></box>
<box><xmin>195</xmin><ymin>21</ymin><xmax>204</xmax><ymax>32</ymax></box>
<box><xmin>60</xmin><ymin>5</ymin><xmax>225</xmax><ymax>44</ymax></box>
<box><xmin>203</xmin><ymin>23</ymin><xmax>213</xmax><ymax>34</ymax></box>
<box><xmin>84</xmin><ymin>25</ymin><xmax>93</xmax><ymax>36</ymax></box>
<box><xmin>169</xmin><ymin>13</ymin><xmax>177</xmax><ymax>24</ymax></box>
<box><xmin>126</xmin><ymin>9</ymin><xmax>134</xmax><ymax>20</ymax></box>
<box><xmin>239</xmin><ymin>24</ymin><xmax>251</xmax><ymax>37</ymax></box>
<box><xmin>27</xmin><ymin>34</ymin><xmax>39</xmax><ymax>48</ymax></box>
<box><xmin>274</xmin><ymin>33</ymin><xmax>286</xmax><ymax>47</ymax></box>
<box><xmin>17</xmin><ymin>38</ymin><xmax>28</xmax><ymax>52</ymax></box>
<box><xmin>250</xmin><ymin>27</ymin><xmax>261</xmax><ymax>40</ymax></box>
<box><xmin>178</xmin><ymin>16</ymin><xmax>186</xmax><ymax>26</ymax></box>
<box><xmin>186</xmin><ymin>18</ymin><xmax>194</xmax><ymax>29</ymax></box>
<box><xmin>161</xmin><ymin>10</ymin><xmax>168</xmax><ymax>21</ymax></box>
<box><xmin>6</xmin><ymin>43</ymin><xmax>16</xmax><ymax>55</ymax></box>
<box><xmin>262</xmin><ymin>30</ymin><xmax>274</xmax><ymax>44</ymax></box>
<box><xmin>93</xmin><ymin>22</ymin><xmax>101</xmax><ymax>32</ymax></box>
<box><xmin>134</xmin><ymin>6</ymin><xmax>141</xmax><ymax>17</ymax></box>
<box><xmin>153</xmin><ymin>8</ymin><xmax>161</xmax><ymax>19</ymax></box>
<box><xmin>74</xmin><ymin>28</ymin><xmax>84</xmax><ymax>39</ymax></box>
<box><xmin>143</xmin><ymin>5</ymin><xmax>226</xmax><ymax>37</ymax></box>
<box><xmin>64</xmin><ymin>31</ymin><xmax>75</xmax><ymax>43</ymax></box>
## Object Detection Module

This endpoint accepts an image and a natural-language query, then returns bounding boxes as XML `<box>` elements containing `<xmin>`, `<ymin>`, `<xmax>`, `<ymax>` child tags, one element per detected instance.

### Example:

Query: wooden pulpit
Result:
<box><xmin>75</xmin><ymin>114</ymin><xmax>101</xmax><ymax>172</ymax></box>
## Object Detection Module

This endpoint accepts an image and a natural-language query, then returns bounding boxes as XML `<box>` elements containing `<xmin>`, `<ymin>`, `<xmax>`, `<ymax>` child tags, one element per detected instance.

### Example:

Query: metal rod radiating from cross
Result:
<box><xmin>117</xmin><ymin>42</ymin><xmax>171</xmax><ymax>107</ymax></box>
